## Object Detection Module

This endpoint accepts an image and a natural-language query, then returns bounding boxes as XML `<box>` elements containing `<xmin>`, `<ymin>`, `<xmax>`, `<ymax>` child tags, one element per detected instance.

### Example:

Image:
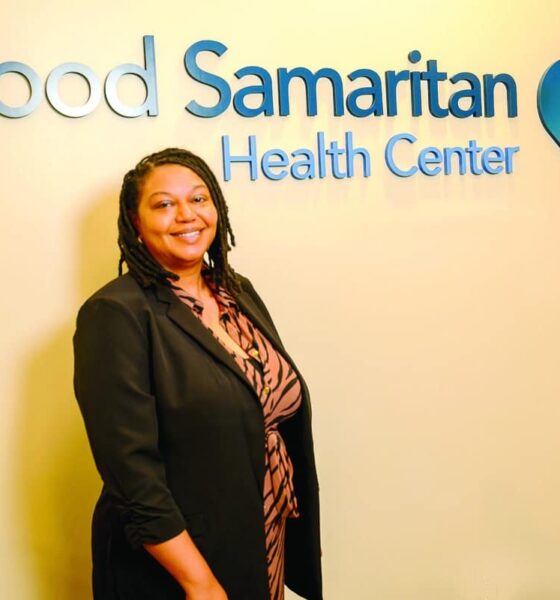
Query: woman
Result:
<box><xmin>73</xmin><ymin>148</ymin><xmax>322</xmax><ymax>600</ymax></box>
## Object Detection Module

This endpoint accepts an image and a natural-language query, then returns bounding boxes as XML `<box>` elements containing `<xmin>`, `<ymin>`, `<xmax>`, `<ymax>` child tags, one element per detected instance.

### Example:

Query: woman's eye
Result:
<box><xmin>192</xmin><ymin>195</ymin><xmax>206</xmax><ymax>203</ymax></box>
<box><xmin>157</xmin><ymin>199</ymin><xmax>173</xmax><ymax>208</ymax></box>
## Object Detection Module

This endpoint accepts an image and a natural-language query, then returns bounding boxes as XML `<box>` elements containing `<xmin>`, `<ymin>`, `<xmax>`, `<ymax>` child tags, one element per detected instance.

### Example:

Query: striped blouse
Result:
<box><xmin>172</xmin><ymin>280</ymin><xmax>301</xmax><ymax>600</ymax></box>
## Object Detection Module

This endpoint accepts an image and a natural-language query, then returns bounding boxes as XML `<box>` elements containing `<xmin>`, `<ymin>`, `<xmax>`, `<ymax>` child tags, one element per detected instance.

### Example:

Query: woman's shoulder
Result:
<box><xmin>235</xmin><ymin>272</ymin><xmax>251</xmax><ymax>290</ymax></box>
<box><xmin>234</xmin><ymin>273</ymin><xmax>266</xmax><ymax>308</ymax></box>
<box><xmin>235</xmin><ymin>272</ymin><xmax>259</xmax><ymax>295</ymax></box>
<box><xmin>234</xmin><ymin>273</ymin><xmax>278</xmax><ymax>328</ymax></box>
<box><xmin>79</xmin><ymin>273</ymin><xmax>149</xmax><ymax>313</ymax></box>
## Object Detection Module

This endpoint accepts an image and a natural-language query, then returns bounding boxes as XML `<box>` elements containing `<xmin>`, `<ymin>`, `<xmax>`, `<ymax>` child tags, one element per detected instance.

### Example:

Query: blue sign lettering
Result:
<box><xmin>183</xmin><ymin>43</ymin><xmax>518</xmax><ymax>119</ymax></box>
<box><xmin>222</xmin><ymin>131</ymin><xmax>371</xmax><ymax>181</ymax></box>
<box><xmin>385</xmin><ymin>132</ymin><xmax>519</xmax><ymax>176</ymax></box>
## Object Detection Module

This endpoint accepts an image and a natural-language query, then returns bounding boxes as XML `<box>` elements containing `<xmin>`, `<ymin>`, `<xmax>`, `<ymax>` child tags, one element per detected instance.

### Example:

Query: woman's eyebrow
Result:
<box><xmin>147</xmin><ymin>185</ymin><xmax>209</xmax><ymax>199</ymax></box>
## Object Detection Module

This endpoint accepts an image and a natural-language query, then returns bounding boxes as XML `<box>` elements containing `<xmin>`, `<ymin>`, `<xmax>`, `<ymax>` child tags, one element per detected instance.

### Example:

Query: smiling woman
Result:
<box><xmin>73</xmin><ymin>148</ymin><xmax>323</xmax><ymax>600</ymax></box>
<box><xmin>132</xmin><ymin>164</ymin><xmax>219</xmax><ymax>277</ymax></box>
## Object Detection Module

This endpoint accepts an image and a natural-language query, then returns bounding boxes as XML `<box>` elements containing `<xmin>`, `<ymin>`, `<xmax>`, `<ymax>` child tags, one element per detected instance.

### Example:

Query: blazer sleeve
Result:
<box><xmin>73</xmin><ymin>296</ymin><xmax>186</xmax><ymax>549</ymax></box>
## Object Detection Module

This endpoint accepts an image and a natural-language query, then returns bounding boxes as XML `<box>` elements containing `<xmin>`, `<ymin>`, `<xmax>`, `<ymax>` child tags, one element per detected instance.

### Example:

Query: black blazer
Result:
<box><xmin>73</xmin><ymin>273</ymin><xmax>322</xmax><ymax>600</ymax></box>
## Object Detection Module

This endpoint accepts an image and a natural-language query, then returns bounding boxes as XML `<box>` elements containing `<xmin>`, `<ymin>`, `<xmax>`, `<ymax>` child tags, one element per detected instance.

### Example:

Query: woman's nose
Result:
<box><xmin>176</xmin><ymin>201</ymin><xmax>194</xmax><ymax>221</ymax></box>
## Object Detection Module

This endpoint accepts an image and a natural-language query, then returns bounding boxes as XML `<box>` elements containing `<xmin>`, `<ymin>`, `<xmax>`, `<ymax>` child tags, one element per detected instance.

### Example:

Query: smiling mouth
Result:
<box><xmin>172</xmin><ymin>230</ymin><xmax>202</xmax><ymax>241</ymax></box>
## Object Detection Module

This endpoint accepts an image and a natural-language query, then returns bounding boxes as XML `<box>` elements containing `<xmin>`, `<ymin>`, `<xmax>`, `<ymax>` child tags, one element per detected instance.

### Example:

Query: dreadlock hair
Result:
<box><xmin>117</xmin><ymin>147</ymin><xmax>240</xmax><ymax>294</ymax></box>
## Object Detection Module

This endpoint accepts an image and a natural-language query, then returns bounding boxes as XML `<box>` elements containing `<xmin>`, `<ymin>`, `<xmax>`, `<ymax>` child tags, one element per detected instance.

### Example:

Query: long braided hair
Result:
<box><xmin>117</xmin><ymin>148</ymin><xmax>240</xmax><ymax>294</ymax></box>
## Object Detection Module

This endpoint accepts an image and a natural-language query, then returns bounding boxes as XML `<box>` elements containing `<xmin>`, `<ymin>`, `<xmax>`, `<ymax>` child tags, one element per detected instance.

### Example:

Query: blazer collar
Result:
<box><xmin>153</xmin><ymin>281</ymin><xmax>284</xmax><ymax>395</ymax></box>
<box><xmin>152</xmin><ymin>283</ymin><xmax>248</xmax><ymax>390</ymax></box>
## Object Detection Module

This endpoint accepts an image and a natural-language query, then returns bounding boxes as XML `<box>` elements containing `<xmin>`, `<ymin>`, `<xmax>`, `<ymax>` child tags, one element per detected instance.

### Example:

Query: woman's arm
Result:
<box><xmin>74</xmin><ymin>296</ymin><xmax>184</xmax><ymax>545</ymax></box>
<box><xmin>144</xmin><ymin>531</ymin><xmax>227</xmax><ymax>599</ymax></box>
<box><xmin>74</xmin><ymin>295</ymin><xmax>226</xmax><ymax>597</ymax></box>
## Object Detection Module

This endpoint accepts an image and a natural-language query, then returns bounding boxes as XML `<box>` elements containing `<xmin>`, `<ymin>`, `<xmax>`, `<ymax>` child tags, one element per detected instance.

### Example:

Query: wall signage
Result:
<box><xmin>1</xmin><ymin>35</ymin><xmax>530</xmax><ymax>181</ymax></box>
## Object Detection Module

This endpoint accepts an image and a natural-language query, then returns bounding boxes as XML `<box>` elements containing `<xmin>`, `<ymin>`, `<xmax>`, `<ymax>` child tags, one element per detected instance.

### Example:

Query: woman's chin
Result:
<box><xmin>165</xmin><ymin>255</ymin><xmax>207</xmax><ymax>274</ymax></box>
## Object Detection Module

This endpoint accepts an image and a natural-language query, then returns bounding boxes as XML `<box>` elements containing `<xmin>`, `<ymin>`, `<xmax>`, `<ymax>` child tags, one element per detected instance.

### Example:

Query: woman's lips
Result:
<box><xmin>172</xmin><ymin>230</ymin><xmax>202</xmax><ymax>242</ymax></box>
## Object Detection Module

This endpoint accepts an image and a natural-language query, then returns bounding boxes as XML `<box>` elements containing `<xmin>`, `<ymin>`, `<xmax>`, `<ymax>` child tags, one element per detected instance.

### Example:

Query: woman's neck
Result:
<box><xmin>173</xmin><ymin>268</ymin><xmax>210</xmax><ymax>300</ymax></box>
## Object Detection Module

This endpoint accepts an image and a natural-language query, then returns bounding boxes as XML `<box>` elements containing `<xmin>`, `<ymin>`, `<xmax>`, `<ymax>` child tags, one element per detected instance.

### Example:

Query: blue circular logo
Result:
<box><xmin>538</xmin><ymin>60</ymin><xmax>560</xmax><ymax>147</ymax></box>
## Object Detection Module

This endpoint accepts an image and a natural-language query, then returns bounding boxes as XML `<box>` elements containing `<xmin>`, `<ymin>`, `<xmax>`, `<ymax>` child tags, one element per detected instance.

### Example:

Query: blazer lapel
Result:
<box><xmin>153</xmin><ymin>284</ymin><xmax>255</xmax><ymax>394</ymax></box>
<box><xmin>236</xmin><ymin>282</ymin><xmax>314</xmax><ymax>412</ymax></box>
<box><xmin>153</xmin><ymin>280</ymin><xmax>310</xmax><ymax>408</ymax></box>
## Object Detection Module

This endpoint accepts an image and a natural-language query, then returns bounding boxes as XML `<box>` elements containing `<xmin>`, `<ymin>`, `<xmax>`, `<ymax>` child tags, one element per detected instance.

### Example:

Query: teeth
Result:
<box><xmin>176</xmin><ymin>231</ymin><xmax>200</xmax><ymax>238</ymax></box>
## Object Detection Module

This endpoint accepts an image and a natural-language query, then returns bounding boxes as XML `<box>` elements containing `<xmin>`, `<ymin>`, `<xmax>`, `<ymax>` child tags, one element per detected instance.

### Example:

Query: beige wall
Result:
<box><xmin>2</xmin><ymin>1</ymin><xmax>560</xmax><ymax>598</ymax></box>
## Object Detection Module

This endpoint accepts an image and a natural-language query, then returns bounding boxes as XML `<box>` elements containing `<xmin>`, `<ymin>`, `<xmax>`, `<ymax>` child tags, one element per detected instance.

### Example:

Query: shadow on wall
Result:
<box><xmin>16</xmin><ymin>189</ymin><xmax>120</xmax><ymax>599</ymax></box>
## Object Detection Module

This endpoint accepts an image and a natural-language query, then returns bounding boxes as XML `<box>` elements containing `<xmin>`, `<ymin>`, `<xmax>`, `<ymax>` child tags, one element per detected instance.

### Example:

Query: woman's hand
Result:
<box><xmin>144</xmin><ymin>531</ymin><xmax>228</xmax><ymax>599</ymax></box>
<box><xmin>184</xmin><ymin>576</ymin><xmax>228</xmax><ymax>599</ymax></box>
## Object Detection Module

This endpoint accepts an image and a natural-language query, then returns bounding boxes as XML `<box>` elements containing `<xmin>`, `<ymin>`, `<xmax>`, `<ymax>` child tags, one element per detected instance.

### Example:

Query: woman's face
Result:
<box><xmin>132</xmin><ymin>164</ymin><xmax>218</xmax><ymax>275</ymax></box>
